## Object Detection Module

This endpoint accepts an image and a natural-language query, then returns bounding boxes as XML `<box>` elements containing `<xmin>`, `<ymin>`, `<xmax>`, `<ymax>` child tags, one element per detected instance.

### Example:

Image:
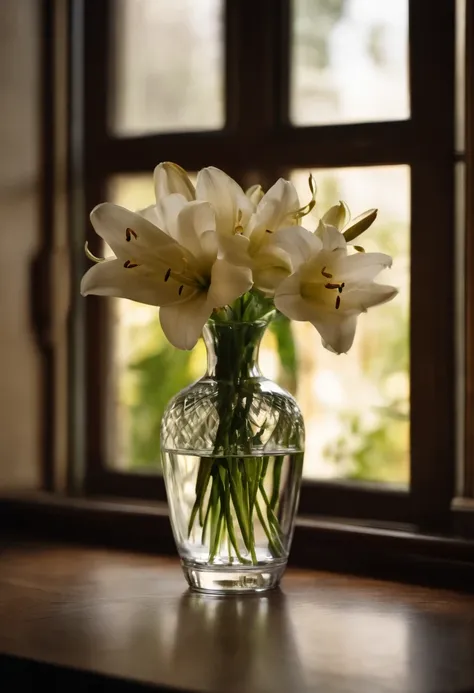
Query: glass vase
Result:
<box><xmin>161</xmin><ymin>318</ymin><xmax>305</xmax><ymax>594</ymax></box>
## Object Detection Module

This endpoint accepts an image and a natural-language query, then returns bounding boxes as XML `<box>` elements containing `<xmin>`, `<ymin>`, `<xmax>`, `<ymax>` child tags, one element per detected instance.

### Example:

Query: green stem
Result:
<box><xmin>247</xmin><ymin>457</ymin><xmax>262</xmax><ymax>518</ymax></box>
<box><xmin>241</xmin><ymin>460</ymin><xmax>258</xmax><ymax>564</ymax></box>
<box><xmin>209</xmin><ymin>473</ymin><xmax>223</xmax><ymax>563</ymax></box>
<box><xmin>255</xmin><ymin>497</ymin><xmax>282</xmax><ymax>558</ymax></box>
<box><xmin>246</xmin><ymin>457</ymin><xmax>263</xmax><ymax>565</ymax></box>
<box><xmin>239</xmin><ymin>460</ymin><xmax>250</xmax><ymax>520</ymax></box>
<box><xmin>259</xmin><ymin>480</ymin><xmax>284</xmax><ymax>536</ymax></box>
<box><xmin>226</xmin><ymin>461</ymin><xmax>251</xmax><ymax>551</ymax></box>
<box><xmin>201</xmin><ymin>489</ymin><xmax>213</xmax><ymax>545</ymax></box>
<box><xmin>209</xmin><ymin>512</ymin><xmax>223</xmax><ymax>563</ymax></box>
<box><xmin>188</xmin><ymin>458</ymin><xmax>213</xmax><ymax>536</ymax></box>
<box><xmin>270</xmin><ymin>457</ymin><xmax>283</xmax><ymax>512</ymax></box>
<box><xmin>217</xmin><ymin>468</ymin><xmax>251</xmax><ymax>565</ymax></box>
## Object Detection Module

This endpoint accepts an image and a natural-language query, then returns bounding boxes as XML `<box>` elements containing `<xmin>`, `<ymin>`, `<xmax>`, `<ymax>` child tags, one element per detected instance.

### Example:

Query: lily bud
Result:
<box><xmin>322</xmin><ymin>201</ymin><xmax>350</xmax><ymax>230</ymax></box>
<box><xmin>343</xmin><ymin>208</ymin><xmax>378</xmax><ymax>243</ymax></box>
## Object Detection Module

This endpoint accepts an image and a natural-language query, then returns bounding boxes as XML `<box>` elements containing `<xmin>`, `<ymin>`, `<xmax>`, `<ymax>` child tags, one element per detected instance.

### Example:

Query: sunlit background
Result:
<box><xmin>107</xmin><ymin>0</ymin><xmax>410</xmax><ymax>485</ymax></box>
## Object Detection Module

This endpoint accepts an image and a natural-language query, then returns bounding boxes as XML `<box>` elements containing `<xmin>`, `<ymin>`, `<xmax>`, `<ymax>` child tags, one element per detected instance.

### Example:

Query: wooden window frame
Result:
<box><xmin>37</xmin><ymin>0</ymin><xmax>474</xmax><ymax>541</ymax></box>
<box><xmin>465</xmin><ymin>0</ymin><xmax>474</xmax><ymax>500</ymax></box>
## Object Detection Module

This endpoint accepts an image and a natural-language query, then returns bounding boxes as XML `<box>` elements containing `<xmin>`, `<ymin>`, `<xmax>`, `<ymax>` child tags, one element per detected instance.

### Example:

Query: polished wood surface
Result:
<box><xmin>1</xmin><ymin>542</ymin><xmax>474</xmax><ymax>692</ymax></box>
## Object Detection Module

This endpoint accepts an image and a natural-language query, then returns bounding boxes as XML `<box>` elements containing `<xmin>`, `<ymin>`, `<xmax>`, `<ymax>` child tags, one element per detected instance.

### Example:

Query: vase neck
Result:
<box><xmin>203</xmin><ymin>321</ymin><xmax>269</xmax><ymax>381</ymax></box>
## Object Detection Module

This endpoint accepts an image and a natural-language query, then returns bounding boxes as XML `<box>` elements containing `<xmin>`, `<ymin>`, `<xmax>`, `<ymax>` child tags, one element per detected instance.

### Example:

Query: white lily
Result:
<box><xmin>274</xmin><ymin>225</ymin><xmax>398</xmax><ymax>354</ymax></box>
<box><xmin>81</xmin><ymin>201</ymin><xmax>252</xmax><ymax>350</ymax></box>
<box><xmin>150</xmin><ymin>165</ymin><xmax>314</xmax><ymax>296</ymax></box>
<box><xmin>195</xmin><ymin>166</ymin><xmax>254</xmax><ymax>237</ymax></box>
<box><xmin>205</xmin><ymin>175</ymin><xmax>309</xmax><ymax>295</ymax></box>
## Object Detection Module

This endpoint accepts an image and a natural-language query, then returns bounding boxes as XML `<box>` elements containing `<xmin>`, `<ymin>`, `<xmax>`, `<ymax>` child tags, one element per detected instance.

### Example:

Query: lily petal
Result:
<box><xmin>154</xmin><ymin>162</ymin><xmax>195</xmax><ymax>202</ymax></box>
<box><xmin>274</xmin><ymin>272</ymin><xmax>318</xmax><ymax>322</ymax></box>
<box><xmin>268</xmin><ymin>225</ymin><xmax>322</xmax><ymax>270</ymax></box>
<box><xmin>340</xmin><ymin>283</ymin><xmax>398</xmax><ymax>312</ymax></box>
<box><xmin>139</xmin><ymin>204</ymin><xmax>162</xmax><ymax>228</ymax></box>
<box><xmin>218</xmin><ymin>233</ymin><xmax>252</xmax><ymax>266</ymax></box>
<box><xmin>248</xmin><ymin>178</ymin><xmax>300</xmax><ymax>241</ymax></box>
<box><xmin>340</xmin><ymin>251</ymin><xmax>393</xmax><ymax>282</ymax></box>
<box><xmin>159</xmin><ymin>292</ymin><xmax>212</xmax><ymax>350</ymax></box>
<box><xmin>155</xmin><ymin>193</ymin><xmax>188</xmax><ymax>241</ymax></box>
<box><xmin>196</xmin><ymin>167</ymin><xmax>252</xmax><ymax>236</ymax></box>
<box><xmin>311</xmin><ymin>313</ymin><xmax>359</xmax><ymax>354</ymax></box>
<box><xmin>90</xmin><ymin>203</ymin><xmax>183</xmax><ymax>267</ymax></box>
<box><xmin>252</xmin><ymin>245</ymin><xmax>294</xmax><ymax>295</ymax></box>
<box><xmin>318</xmin><ymin>223</ymin><xmax>347</xmax><ymax>251</ymax></box>
<box><xmin>246</xmin><ymin>184</ymin><xmax>264</xmax><ymax>206</ymax></box>
<box><xmin>198</xmin><ymin>229</ymin><xmax>220</xmax><ymax>268</ymax></box>
<box><xmin>207</xmin><ymin>259</ymin><xmax>252</xmax><ymax>307</ymax></box>
<box><xmin>80</xmin><ymin>258</ymin><xmax>184</xmax><ymax>306</ymax></box>
<box><xmin>321</xmin><ymin>201</ymin><xmax>349</xmax><ymax>230</ymax></box>
<box><xmin>175</xmin><ymin>201</ymin><xmax>216</xmax><ymax>261</ymax></box>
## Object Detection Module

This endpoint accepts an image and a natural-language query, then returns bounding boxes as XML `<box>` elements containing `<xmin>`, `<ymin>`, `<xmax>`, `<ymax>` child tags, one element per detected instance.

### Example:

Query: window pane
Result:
<box><xmin>291</xmin><ymin>0</ymin><xmax>409</xmax><ymax>125</ymax></box>
<box><xmin>292</xmin><ymin>166</ymin><xmax>410</xmax><ymax>484</ymax></box>
<box><xmin>110</xmin><ymin>0</ymin><xmax>224</xmax><ymax>136</ymax></box>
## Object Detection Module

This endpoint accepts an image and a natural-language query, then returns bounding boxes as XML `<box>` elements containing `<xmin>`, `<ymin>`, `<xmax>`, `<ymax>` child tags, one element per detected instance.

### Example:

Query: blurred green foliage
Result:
<box><xmin>123</xmin><ymin>321</ymin><xmax>201</xmax><ymax>468</ymax></box>
<box><xmin>269</xmin><ymin>315</ymin><xmax>298</xmax><ymax>394</ymax></box>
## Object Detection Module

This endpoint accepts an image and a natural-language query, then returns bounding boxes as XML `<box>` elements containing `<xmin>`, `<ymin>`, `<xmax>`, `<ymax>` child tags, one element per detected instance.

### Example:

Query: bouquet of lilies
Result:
<box><xmin>82</xmin><ymin>162</ymin><xmax>396</xmax><ymax>352</ymax></box>
<box><xmin>82</xmin><ymin>162</ymin><xmax>397</xmax><ymax>564</ymax></box>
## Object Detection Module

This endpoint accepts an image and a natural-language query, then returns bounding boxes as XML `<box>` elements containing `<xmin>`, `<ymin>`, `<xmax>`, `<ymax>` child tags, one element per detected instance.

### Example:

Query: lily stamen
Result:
<box><xmin>84</xmin><ymin>241</ymin><xmax>105</xmax><ymax>264</ymax></box>
<box><xmin>234</xmin><ymin>209</ymin><xmax>244</xmax><ymax>234</ymax></box>
<box><xmin>178</xmin><ymin>285</ymin><xmax>184</xmax><ymax>296</ymax></box>
<box><xmin>163</xmin><ymin>265</ymin><xmax>209</xmax><ymax>290</ymax></box>
<box><xmin>321</xmin><ymin>266</ymin><xmax>333</xmax><ymax>279</ymax></box>
<box><xmin>123</xmin><ymin>260</ymin><xmax>138</xmax><ymax>269</ymax></box>
<box><xmin>325</xmin><ymin>280</ymin><xmax>345</xmax><ymax>307</ymax></box>
<box><xmin>125</xmin><ymin>227</ymin><xmax>138</xmax><ymax>242</ymax></box>
<box><xmin>293</xmin><ymin>173</ymin><xmax>317</xmax><ymax>220</ymax></box>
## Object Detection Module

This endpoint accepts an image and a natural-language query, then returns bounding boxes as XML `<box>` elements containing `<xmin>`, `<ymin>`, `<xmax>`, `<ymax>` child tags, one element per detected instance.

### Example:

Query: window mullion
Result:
<box><xmin>81</xmin><ymin>0</ymin><xmax>114</xmax><ymax>492</ymax></box>
<box><xmin>226</xmin><ymin>0</ymin><xmax>280</xmax><ymax>135</ymax></box>
<box><xmin>409</xmin><ymin>0</ymin><xmax>456</xmax><ymax>530</ymax></box>
<box><xmin>465</xmin><ymin>0</ymin><xmax>474</xmax><ymax>499</ymax></box>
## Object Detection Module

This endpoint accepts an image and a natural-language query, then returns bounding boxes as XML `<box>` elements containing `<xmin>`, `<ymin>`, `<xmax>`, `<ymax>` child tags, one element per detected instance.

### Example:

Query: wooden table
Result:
<box><xmin>1</xmin><ymin>541</ymin><xmax>474</xmax><ymax>692</ymax></box>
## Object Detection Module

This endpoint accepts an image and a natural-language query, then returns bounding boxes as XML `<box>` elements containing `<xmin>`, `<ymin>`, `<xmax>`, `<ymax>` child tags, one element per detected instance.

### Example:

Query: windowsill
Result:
<box><xmin>1</xmin><ymin>491</ymin><xmax>474</xmax><ymax>590</ymax></box>
<box><xmin>1</xmin><ymin>540</ymin><xmax>474</xmax><ymax>693</ymax></box>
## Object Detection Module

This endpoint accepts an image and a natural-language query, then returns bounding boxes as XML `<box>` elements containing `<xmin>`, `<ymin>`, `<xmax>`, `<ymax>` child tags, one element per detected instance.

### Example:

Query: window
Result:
<box><xmin>58</xmin><ymin>0</ymin><xmax>473</xmax><ymax>538</ymax></box>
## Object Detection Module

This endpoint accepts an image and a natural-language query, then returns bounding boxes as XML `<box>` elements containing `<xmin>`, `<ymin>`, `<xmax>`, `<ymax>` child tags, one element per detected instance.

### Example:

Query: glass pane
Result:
<box><xmin>291</xmin><ymin>0</ymin><xmax>409</xmax><ymax>125</ymax></box>
<box><xmin>110</xmin><ymin>0</ymin><xmax>224</xmax><ymax>136</ymax></box>
<box><xmin>292</xmin><ymin>166</ymin><xmax>410</xmax><ymax>484</ymax></box>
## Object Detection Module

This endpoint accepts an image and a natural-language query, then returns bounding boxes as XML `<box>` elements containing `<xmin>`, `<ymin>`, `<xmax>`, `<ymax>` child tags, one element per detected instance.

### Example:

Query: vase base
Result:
<box><xmin>182</xmin><ymin>561</ymin><xmax>287</xmax><ymax>594</ymax></box>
